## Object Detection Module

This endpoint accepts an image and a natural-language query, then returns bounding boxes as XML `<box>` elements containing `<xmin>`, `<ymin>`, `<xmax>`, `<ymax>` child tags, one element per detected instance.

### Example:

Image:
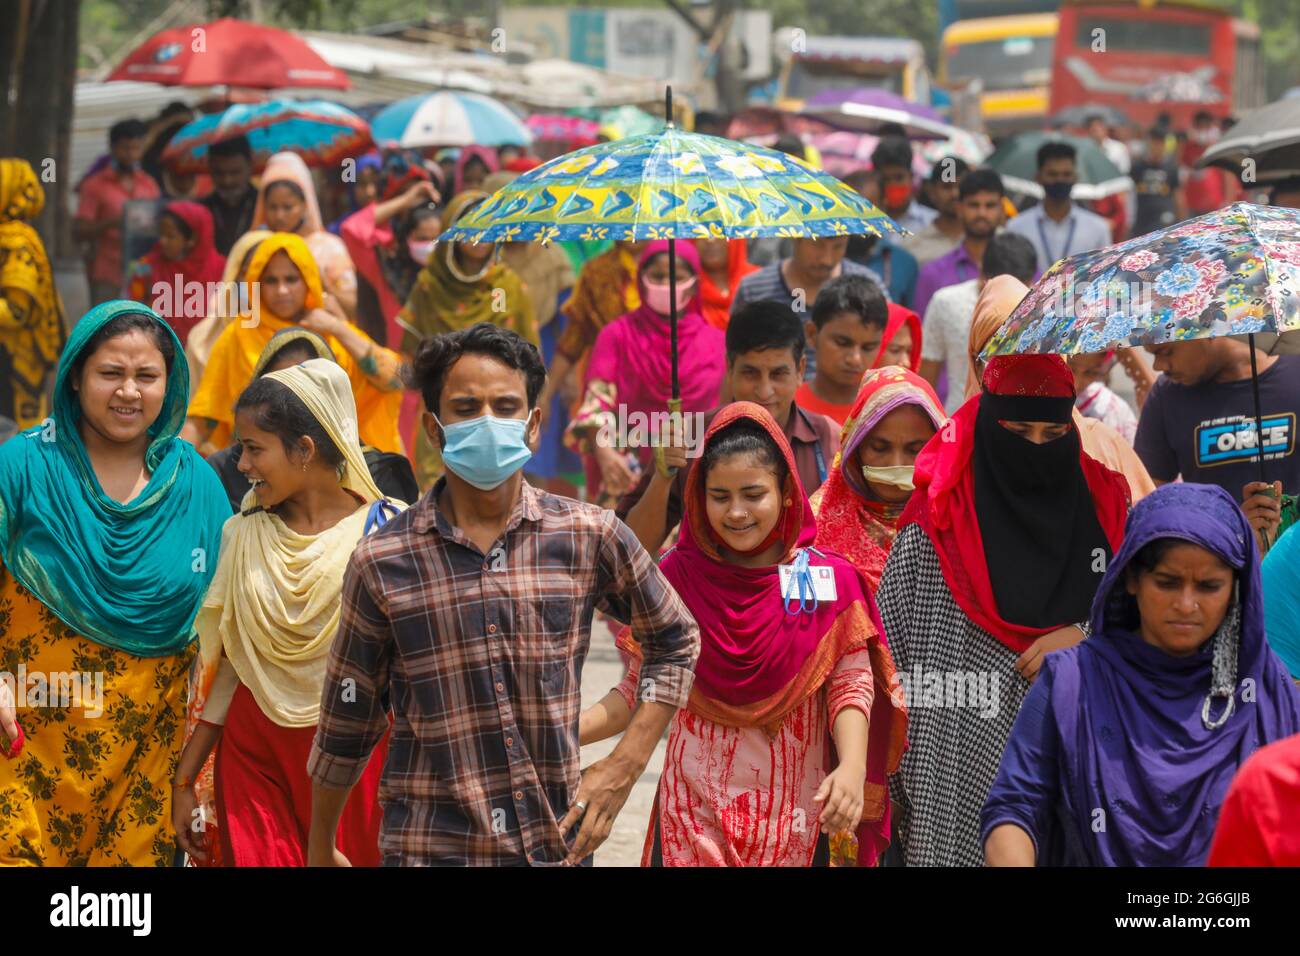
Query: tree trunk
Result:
<box><xmin>0</xmin><ymin>0</ymin><xmax>82</xmax><ymax>259</ymax></box>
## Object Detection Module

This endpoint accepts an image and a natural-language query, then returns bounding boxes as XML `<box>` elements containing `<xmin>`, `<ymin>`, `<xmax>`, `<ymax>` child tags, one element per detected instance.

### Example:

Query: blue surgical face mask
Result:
<box><xmin>434</xmin><ymin>411</ymin><xmax>535</xmax><ymax>490</ymax></box>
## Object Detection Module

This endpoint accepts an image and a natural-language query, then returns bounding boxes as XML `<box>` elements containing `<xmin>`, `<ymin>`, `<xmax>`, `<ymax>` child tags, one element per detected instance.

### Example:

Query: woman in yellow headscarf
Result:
<box><xmin>965</xmin><ymin>274</ymin><xmax>1155</xmax><ymax>502</ymax></box>
<box><xmin>173</xmin><ymin>358</ymin><xmax>403</xmax><ymax>866</ymax></box>
<box><xmin>182</xmin><ymin>232</ymin><xmax>404</xmax><ymax>455</ymax></box>
<box><xmin>0</xmin><ymin>158</ymin><xmax>66</xmax><ymax>430</ymax></box>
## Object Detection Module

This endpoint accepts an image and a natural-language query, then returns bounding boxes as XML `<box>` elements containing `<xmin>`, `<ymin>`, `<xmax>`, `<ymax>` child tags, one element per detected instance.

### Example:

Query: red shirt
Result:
<box><xmin>76</xmin><ymin>165</ymin><xmax>161</xmax><ymax>286</ymax></box>
<box><xmin>1208</xmin><ymin>733</ymin><xmax>1300</xmax><ymax>866</ymax></box>
<box><xmin>795</xmin><ymin>382</ymin><xmax>854</xmax><ymax>427</ymax></box>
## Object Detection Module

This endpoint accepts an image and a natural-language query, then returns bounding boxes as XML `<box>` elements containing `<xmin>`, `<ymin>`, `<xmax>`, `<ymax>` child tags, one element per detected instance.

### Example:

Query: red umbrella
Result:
<box><xmin>106</xmin><ymin>18</ymin><xmax>348</xmax><ymax>91</ymax></box>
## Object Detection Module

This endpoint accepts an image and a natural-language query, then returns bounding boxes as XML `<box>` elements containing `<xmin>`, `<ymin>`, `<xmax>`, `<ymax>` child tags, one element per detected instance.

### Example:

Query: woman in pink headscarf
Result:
<box><xmin>564</xmin><ymin>240</ymin><xmax>726</xmax><ymax>507</ymax></box>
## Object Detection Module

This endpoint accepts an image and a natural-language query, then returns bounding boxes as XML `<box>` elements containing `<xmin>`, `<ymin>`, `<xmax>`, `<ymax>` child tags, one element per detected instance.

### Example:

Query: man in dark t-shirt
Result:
<box><xmin>1135</xmin><ymin>338</ymin><xmax>1300</xmax><ymax>498</ymax></box>
<box><xmin>1130</xmin><ymin>127</ymin><xmax>1186</xmax><ymax>238</ymax></box>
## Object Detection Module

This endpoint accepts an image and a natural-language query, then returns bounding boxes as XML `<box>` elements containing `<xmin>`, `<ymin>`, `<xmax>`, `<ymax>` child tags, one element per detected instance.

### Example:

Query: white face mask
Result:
<box><xmin>861</xmin><ymin>463</ymin><xmax>915</xmax><ymax>491</ymax></box>
<box><xmin>407</xmin><ymin>238</ymin><xmax>436</xmax><ymax>266</ymax></box>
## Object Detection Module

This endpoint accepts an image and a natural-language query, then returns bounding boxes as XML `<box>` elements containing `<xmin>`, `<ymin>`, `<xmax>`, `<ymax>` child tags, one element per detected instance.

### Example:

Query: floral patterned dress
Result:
<box><xmin>0</xmin><ymin>566</ymin><xmax>192</xmax><ymax>866</ymax></box>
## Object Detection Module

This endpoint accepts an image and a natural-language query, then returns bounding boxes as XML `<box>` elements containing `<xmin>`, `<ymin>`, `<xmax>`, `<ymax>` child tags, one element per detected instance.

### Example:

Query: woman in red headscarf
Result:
<box><xmin>812</xmin><ymin>366</ymin><xmax>947</xmax><ymax>591</ymax></box>
<box><xmin>564</xmin><ymin>240</ymin><xmax>726</xmax><ymax>507</ymax></box>
<box><xmin>874</xmin><ymin>353</ymin><xmax>1129</xmax><ymax>866</ymax></box>
<box><xmin>580</xmin><ymin>403</ymin><xmax>908</xmax><ymax>866</ymax></box>
<box><xmin>126</xmin><ymin>200</ymin><xmax>225</xmax><ymax>346</ymax></box>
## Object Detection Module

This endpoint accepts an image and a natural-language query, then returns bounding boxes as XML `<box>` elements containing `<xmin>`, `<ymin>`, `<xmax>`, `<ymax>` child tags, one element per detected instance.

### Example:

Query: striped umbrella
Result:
<box><xmin>162</xmin><ymin>99</ymin><xmax>371</xmax><ymax>173</ymax></box>
<box><xmin>371</xmin><ymin>91</ymin><xmax>531</xmax><ymax>149</ymax></box>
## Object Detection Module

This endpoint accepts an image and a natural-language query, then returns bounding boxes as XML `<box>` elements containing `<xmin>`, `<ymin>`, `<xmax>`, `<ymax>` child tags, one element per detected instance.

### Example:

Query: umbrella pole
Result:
<box><xmin>666</xmin><ymin>83</ymin><xmax>679</xmax><ymax>404</ymax></box>
<box><xmin>1249</xmin><ymin>333</ymin><xmax>1267</xmax><ymax>484</ymax></box>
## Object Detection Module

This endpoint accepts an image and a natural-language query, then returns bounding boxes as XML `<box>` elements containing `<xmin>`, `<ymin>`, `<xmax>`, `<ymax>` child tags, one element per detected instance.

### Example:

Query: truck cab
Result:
<box><xmin>773</xmin><ymin>33</ymin><xmax>933</xmax><ymax>111</ymax></box>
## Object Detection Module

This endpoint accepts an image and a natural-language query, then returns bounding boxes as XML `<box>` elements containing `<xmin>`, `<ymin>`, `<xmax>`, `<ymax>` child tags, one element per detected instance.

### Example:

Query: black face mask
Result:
<box><xmin>972</xmin><ymin>397</ymin><xmax>1112</xmax><ymax>628</ymax></box>
<box><xmin>1043</xmin><ymin>180</ymin><xmax>1074</xmax><ymax>201</ymax></box>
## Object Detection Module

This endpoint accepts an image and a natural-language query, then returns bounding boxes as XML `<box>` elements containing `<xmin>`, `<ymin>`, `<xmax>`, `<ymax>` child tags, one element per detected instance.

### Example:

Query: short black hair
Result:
<box><xmin>810</xmin><ymin>274</ymin><xmax>888</xmax><ymax>331</ymax></box>
<box><xmin>842</xmin><ymin>168</ymin><xmax>879</xmax><ymax>193</ymax></box>
<box><xmin>1147</xmin><ymin>126</ymin><xmax>1167</xmax><ymax>140</ymax></box>
<box><xmin>109</xmin><ymin>119</ymin><xmax>148</xmax><ymax>145</ymax></box>
<box><xmin>405</xmin><ymin>322</ymin><xmax>546</xmax><ymax>415</ymax></box>
<box><xmin>1036</xmin><ymin>140</ymin><xmax>1076</xmax><ymax>170</ymax></box>
<box><xmin>209</xmin><ymin>134</ymin><xmax>253</xmax><ymax>162</ymax></box>
<box><xmin>928</xmin><ymin>155</ymin><xmax>970</xmax><ymax>184</ymax></box>
<box><xmin>695</xmin><ymin>110</ymin><xmax>726</xmax><ymax>131</ymax></box>
<box><xmin>725</xmin><ymin>300</ymin><xmax>805</xmax><ymax>366</ymax></box>
<box><xmin>959</xmin><ymin>167</ymin><xmax>1005</xmax><ymax>199</ymax></box>
<box><xmin>871</xmin><ymin>136</ymin><xmax>913</xmax><ymax>172</ymax></box>
<box><xmin>981</xmin><ymin>232</ymin><xmax>1038</xmax><ymax>284</ymax></box>
<box><xmin>235</xmin><ymin>376</ymin><xmax>346</xmax><ymax>469</ymax></box>
<box><xmin>773</xmin><ymin>134</ymin><xmax>805</xmax><ymax>159</ymax></box>
<box><xmin>701</xmin><ymin>418</ymin><xmax>789</xmax><ymax>489</ymax></box>
<box><xmin>71</xmin><ymin>312</ymin><xmax>176</xmax><ymax>383</ymax></box>
<box><xmin>1193</xmin><ymin>110</ymin><xmax>1214</xmax><ymax>125</ymax></box>
<box><xmin>1085</xmin><ymin>113</ymin><xmax>1107</xmax><ymax>126</ymax></box>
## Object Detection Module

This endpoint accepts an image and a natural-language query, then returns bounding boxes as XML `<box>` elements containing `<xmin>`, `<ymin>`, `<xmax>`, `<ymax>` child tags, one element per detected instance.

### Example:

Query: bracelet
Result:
<box><xmin>171</xmin><ymin>775</ymin><xmax>193</xmax><ymax>790</ymax></box>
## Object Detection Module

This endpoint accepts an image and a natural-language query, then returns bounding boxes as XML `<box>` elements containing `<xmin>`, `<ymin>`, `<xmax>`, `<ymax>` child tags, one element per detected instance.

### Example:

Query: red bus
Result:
<box><xmin>1049</xmin><ymin>0</ymin><xmax>1265</xmax><ymax>129</ymax></box>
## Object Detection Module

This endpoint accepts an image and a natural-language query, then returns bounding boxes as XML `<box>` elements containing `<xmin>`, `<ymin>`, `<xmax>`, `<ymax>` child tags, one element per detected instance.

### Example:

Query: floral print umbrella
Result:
<box><xmin>981</xmin><ymin>202</ymin><xmax>1300</xmax><ymax>484</ymax></box>
<box><xmin>980</xmin><ymin>202</ymin><xmax>1300</xmax><ymax>361</ymax></box>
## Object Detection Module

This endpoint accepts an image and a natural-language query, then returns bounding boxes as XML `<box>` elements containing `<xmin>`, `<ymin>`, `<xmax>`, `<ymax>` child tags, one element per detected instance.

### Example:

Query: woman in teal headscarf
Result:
<box><xmin>0</xmin><ymin>300</ymin><xmax>228</xmax><ymax>865</ymax></box>
<box><xmin>1263</xmin><ymin>524</ymin><xmax>1300</xmax><ymax>685</ymax></box>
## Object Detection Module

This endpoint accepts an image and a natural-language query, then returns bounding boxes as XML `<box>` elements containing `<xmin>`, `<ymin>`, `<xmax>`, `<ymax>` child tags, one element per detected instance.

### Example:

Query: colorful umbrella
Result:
<box><xmin>526</xmin><ymin>114</ymin><xmax>600</xmax><ymax>143</ymax></box>
<box><xmin>161</xmin><ymin>99</ymin><xmax>371</xmax><ymax>174</ymax></box>
<box><xmin>106</xmin><ymin>18</ymin><xmax>348</xmax><ymax>90</ymax></box>
<box><xmin>980</xmin><ymin>202</ymin><xmax>1300</xmax><ymax>480</ymax></box>
<box><xmin>985</xmin><ymin>132</ymin><xmax>1130</xmax><ymax>201</ymax></box>
<box><xmin>371</xmin><ymin>91</ymin><xmax>531</xmax><ymax>149</ymax></box>
<box><xmin>442</xmin><ymin>88</ymin><xmax>901</xmax><ymax>412</ymax></box>
<box><xmin>440</xmin><ymin>130</ymin><xmax>900</xmax><ymax>245</ymax></box>
<box><xmin>801</xmin><ymin>89</ymin><xmax>950</xmax><ymax>140</ymax></box>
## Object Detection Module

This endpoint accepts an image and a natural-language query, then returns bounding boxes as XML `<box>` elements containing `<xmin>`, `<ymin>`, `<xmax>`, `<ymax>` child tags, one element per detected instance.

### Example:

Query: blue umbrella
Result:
<box><xmin>162</xmin><ymin>99</ymin><xmax>371</xmax><ymax>173</ymax></box>
<box><xmin>371</xmin><ymin>91</ymin><xmax>531</xmax><ymax>149</ymax></box>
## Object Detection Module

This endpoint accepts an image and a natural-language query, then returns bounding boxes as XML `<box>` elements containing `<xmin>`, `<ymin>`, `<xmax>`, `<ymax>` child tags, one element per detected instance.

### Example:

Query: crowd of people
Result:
<box><xmin>0</xmin><ymin>94</ymin><xmax>1299</xmax><ymax>868</ymax></box>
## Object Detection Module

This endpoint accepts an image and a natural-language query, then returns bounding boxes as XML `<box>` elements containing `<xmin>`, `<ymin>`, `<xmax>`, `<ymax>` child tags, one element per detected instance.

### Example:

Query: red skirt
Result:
<box><xmin>215</xmin><ymin>682</ymin><xmax>388</xmax><ymax>867</ymax></box>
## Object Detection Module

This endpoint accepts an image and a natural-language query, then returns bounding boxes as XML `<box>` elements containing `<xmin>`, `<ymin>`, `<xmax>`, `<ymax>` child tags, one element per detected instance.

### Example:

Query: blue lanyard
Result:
<box><xmin>812</xmin><ymin>441</ymin><xmax>827</xmax><ymax>487</ymax></box>
<box><xmin>783</xmin><ymin>548</ymin><xmax>820</xmax><ymax>616</ymax></box>
<box><xmin>364</xmin><ymin>499</ymin><xmax>400</xmax><ymax>536</ymax></box>
<box><xmin>1036</xmin><ymin>213</ymin><xmax>1077</xmax><ymax>268</ymax></box>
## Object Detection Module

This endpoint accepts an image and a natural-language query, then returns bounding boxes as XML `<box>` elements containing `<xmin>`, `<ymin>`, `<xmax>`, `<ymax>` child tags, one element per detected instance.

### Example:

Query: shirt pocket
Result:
<box><xmin>519</xmin><ymin>598</ymin><xmax>576</xmax><ymax>686</ymax></box>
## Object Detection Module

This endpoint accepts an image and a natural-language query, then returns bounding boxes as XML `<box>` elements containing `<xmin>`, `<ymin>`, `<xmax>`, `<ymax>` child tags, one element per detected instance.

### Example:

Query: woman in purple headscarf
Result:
<box><xmin>981</xmin><ymin>482</ymin><xmax>1300</xmax><ymax>866</ymax></box>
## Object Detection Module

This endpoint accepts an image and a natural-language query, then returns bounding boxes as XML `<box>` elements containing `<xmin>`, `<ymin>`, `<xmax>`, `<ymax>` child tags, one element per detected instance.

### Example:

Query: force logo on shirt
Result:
<box><xmin>1195</xmin><ymin>413</ymin><xmax>1296</xmax><ymax>468</ymax></box>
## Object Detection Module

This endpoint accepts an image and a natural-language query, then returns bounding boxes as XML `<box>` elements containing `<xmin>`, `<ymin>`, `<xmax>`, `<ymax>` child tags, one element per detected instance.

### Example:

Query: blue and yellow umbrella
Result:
<box><xmin>441</xmin><ymin>89</ymin><xmax>900</xmax><ymax>440</ymax></box>
<box><xmin>440</xmin><ymin>126</ymin><xmax>901</xmax><ymax>246</ymax></box>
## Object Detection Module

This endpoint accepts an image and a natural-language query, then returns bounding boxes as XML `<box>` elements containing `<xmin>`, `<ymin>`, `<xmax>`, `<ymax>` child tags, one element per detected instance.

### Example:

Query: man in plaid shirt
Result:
<box><xmin>307</xmin><ymin>324</ymin><xmax>700</xmax><ymax>866</ymax></box>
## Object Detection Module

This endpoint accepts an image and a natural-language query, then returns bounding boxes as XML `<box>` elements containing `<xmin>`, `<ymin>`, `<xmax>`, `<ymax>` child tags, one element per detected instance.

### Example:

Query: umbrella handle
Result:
<box><xmin>1249</xmin><ymin>333</ymin><xmax>1267</xmax><ymax>486</ymax></box>
<box><xmin>654</xmin><ymin>398</ymin><xmax>684</xmax><ymax>479</ymax></box>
